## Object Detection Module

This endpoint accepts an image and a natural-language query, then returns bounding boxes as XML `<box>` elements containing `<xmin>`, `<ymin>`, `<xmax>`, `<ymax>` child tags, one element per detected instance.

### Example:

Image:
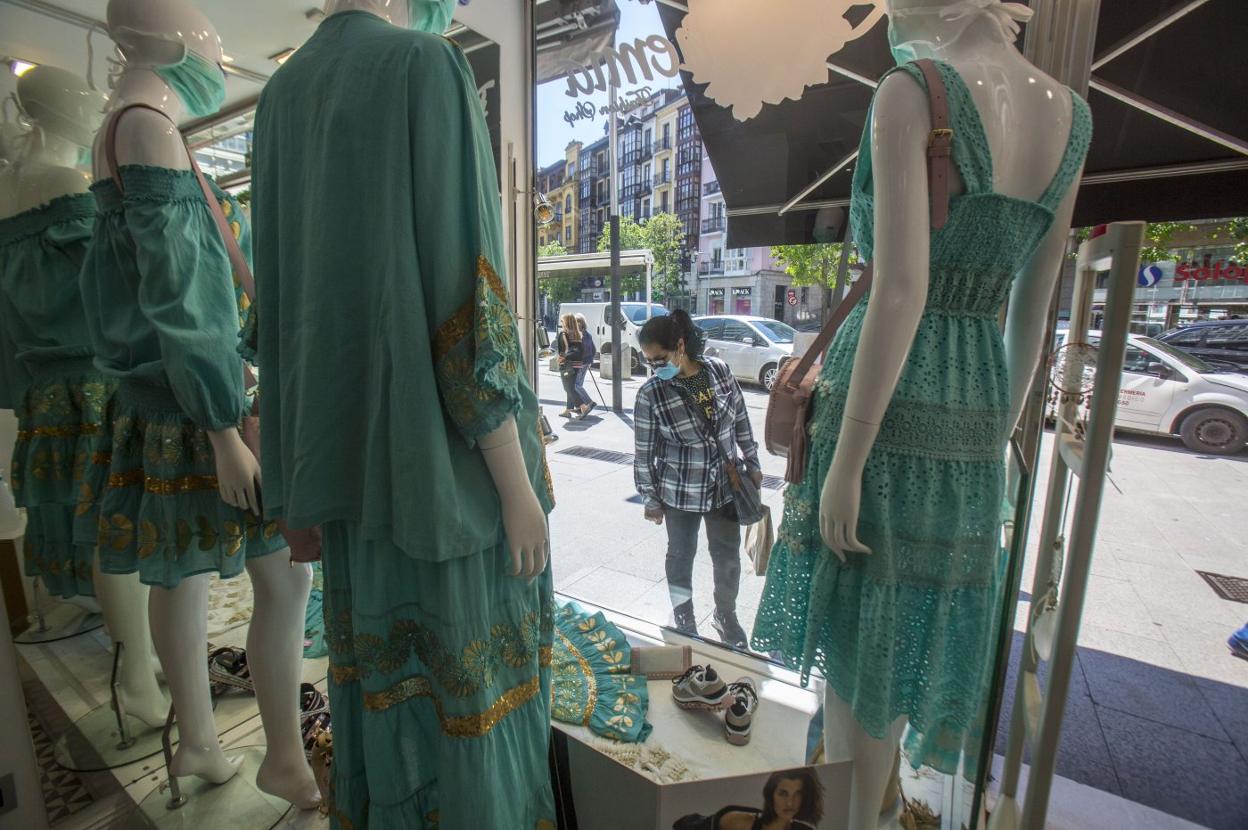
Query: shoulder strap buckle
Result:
<box><xmin>928</xmin><ymin>128</ymin><xmax>954</xmax><ymax>148</ymax></box>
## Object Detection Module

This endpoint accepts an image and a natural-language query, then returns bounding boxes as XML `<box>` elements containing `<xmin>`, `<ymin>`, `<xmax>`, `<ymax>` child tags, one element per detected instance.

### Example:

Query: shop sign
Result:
<box><xmin>786</xmin><ymin>288</ymin><xmax>798</xmax><ymax>306</ymax></box>
<box><xmin>1173</xmin><ymin>261</ymin><xmax>1248</xmax><ymax>284</ymax></box>
<box><xmin>732</xmin><ymin>287</ymin><xmax>752</xmax><ymax>297</ymax></box>
<box><xmin>708</xmin><ymin>288</ymin><xmax>725</xmax><ymax>298</ymax></box>
<box><xmin>559</xmin><ymin>36</ymin><xmax>681</xmax><ymax>127</ymax></box>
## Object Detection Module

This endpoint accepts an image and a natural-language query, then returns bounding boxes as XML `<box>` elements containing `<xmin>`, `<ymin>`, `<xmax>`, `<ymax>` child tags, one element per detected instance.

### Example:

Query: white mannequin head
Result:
<box><xmin>886</xmin><ymin>0</ymin><xmax>1032</xmax><ymax>62</ymax></box>
<box><xmin>10</xmin><ymin>65</ymin><xmax>105</xmax><ymax>167</ymax></box>
<box><xmin>323</xmin><ymin>0</ymin><xmax>457</xmax><ymax>33</ymax></box>
<box><xmin>105</xmin><ymin>0</ymin><xmax>226</xmax><ymax>118</ymax></box>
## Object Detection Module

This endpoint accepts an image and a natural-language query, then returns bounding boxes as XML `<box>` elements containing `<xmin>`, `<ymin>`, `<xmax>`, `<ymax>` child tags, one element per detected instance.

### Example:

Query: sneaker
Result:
<box><xmin>672</xmin><ymin>665</ymin><xmax>728</xmax><ymax>710</ymax></box>
<box><xmin>1229</xmin><ymin>623</ymin><xmax>1248</xmax><ymax>661</ymax></box>
<box><xmin>724</xmin><ymin>677</ymin><xmax>758</xmax><ymax>745</ymax></box>
<box><xmin>712</xmin><ymin>609</ymin><xmax>749</xmax><ymax>650</ymax></box>
<box><xmin>673</xmin><ymin>601</ymin><xmax>698</xmax><ymax>637</ymax></box>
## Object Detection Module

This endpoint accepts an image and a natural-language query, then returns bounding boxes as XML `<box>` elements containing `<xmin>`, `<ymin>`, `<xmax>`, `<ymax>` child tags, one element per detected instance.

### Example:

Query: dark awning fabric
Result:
<box><xmin>658</xmin><ymin>0</ymin><xmax>1248</xmax><ymax>248</ymax></box>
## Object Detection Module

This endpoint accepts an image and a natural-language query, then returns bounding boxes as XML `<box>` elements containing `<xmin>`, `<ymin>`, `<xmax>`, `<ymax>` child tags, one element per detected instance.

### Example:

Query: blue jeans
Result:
<box><xmin>572</xmin><ymin>366</ymin><xmax>592</xmax><ymax>406</ymax></box>
<box><xmin>663</xmin><ymin>504</ymin><xmax>741</xmax><ymax>614</ymax></box>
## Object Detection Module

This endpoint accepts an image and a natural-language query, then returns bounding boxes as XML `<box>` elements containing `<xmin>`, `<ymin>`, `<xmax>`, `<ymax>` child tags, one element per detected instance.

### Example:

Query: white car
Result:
<box><xmin>560</xmin><ymin>301</ymin><xmax>669</xmax><ymax>371</ymax></box>
<box><xmin>694</xmin><ymin>315</ymin><xmax>796</xmax><ymax>390</ymax></box>
<box><xmin>1050</xmin><ymin>331</ymin><xmax>1248</xmax><ymax>455</ymax></box>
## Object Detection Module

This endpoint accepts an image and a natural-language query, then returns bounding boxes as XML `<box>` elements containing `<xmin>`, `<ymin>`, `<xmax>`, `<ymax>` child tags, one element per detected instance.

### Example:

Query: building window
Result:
<box><xmin>660</xmin><ymin>191</ymin><xmax>670</xmax><ymax>213</ymax></box>
<box><xmin>641</xmin><ymin>197</ymin><xmax>650</xmax><ymax>219</ymax></box>
<box><xmin>565</xmin><ymin>194</ymin><xmax>572</xmax><ymax>213</ymax></box>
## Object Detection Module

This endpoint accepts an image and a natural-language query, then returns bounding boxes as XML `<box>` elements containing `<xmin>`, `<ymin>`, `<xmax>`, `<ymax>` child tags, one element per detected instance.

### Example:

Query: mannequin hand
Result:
<box><xmin>819</xmin><ymin>450</ymin><xmax>872</xmax><ymax>563</ymax></box>
<box><xmin>479</xmin><ymin>418</ymin><xmax>548</xmax><ymax>580</ymax></box>
<box><xmin>500</xmin><ymin>486</ymin><xmax>549</xmax><ymax>579</ymax></box>
<box><xmin>644</xmin><ymin>505</ymin><xmax>664</xmax><ymax>525</ymax></box>
<box><xmin>207</xmin><ymin>429</ymin><xmax>261</xmax><ymax>514</ymax></box>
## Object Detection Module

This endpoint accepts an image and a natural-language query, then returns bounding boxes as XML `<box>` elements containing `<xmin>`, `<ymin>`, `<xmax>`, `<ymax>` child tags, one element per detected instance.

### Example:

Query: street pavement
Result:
<box><xmin>537</xmin><ymin>362</ymin><xmax>1248</xmax><ymax>830</ymax></box>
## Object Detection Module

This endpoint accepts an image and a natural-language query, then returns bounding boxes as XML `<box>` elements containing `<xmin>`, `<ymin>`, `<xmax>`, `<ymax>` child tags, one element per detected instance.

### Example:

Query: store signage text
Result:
<box><xmin>732</xmin><ymin>287</ymin><xmax>752</xmax><ymax>297</ymax></box>
<box><xmin>708</xmin><ymin>288</ymin><xmax>725</xmax><ymax>298</ymax></box>
<box><xmin>1173</xmin><ymin>261</ymin><xmax>1248</xmax><ymax>284</ymax></box>
<box><xmin>561</xmin><ymin>36</ymin><xmax>681</xmax><ymax>99</ymax></box>
<box><xmin>563</xmin><ymin>86</ymin><xmax>656</xmax><ymax>128</ymax></box>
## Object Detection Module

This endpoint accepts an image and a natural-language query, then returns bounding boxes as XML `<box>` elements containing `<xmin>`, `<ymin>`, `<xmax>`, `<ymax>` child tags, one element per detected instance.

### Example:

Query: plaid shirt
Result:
<box><xmin>634</xmin><ymin>357</ymin><xmax>760</xmax><ymax>513</ymax></box>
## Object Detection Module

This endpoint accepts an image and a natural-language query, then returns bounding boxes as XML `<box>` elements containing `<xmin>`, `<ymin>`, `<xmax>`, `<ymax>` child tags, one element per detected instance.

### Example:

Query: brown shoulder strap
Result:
<box><xmin>914</xmin><ymin>58</ymin><xmax>953</xmax><ymax>230</ymax></box>
<box><xmin>105</xmin><ymin>103</ymin><xmax>257</xmax><ymax>304</ymax></box>
<box><xmin>780</xmin><ymin>59</ymin><xmax>953</xmax><ymax>392</ymax></box>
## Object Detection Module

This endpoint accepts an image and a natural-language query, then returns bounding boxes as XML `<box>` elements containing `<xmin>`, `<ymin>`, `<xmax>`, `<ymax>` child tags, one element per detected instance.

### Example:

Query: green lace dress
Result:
<box><xmin>79</xmin><ymin>166</ymin><xmax>284</xmax><ymax>588</ymax></box>
<box><xmin>0</xmin><ymin>193</ymin><xmax>115</xmax><ymax>598</ymax></box>
<box><xmin>751</xmin><ymin>61</ymin><xmax>1092</xmax><ymax>775</ymax></box>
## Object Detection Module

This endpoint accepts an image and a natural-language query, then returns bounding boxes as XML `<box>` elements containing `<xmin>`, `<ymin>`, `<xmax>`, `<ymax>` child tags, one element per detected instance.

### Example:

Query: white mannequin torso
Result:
<box><xmin>93</xmin><ymin>70</ymin><xmax>189</xmax><ymax>179</ymax></box>
<box><xmin>0</xmin><ymin>135</ymin><xmax>92</xmax><ymax>219</ymax></box>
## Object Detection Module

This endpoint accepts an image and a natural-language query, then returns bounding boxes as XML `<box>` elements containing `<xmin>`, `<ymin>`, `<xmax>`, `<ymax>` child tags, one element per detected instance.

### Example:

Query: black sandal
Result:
<box><xmin>301</xmin><ymin>683</ymin><xmax>331</xmax><ymax>760</ymax></box>
<box><xmin>207</xmin><ymin>645</ymin><xmax>254</xmax><ymax>697</ymax></box>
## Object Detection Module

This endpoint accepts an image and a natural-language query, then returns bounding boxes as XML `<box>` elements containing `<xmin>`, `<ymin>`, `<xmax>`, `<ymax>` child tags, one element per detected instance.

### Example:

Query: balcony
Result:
<box><xmin>702</xmin><ymin>216</ymin><xmax>726</xmax><ymax>234</ymax></box>
<box><xmin>699</xmin><ymin>262</ymin><xmax>725</xmax><ymax>276</ymax></box>
<box><xmin>703</xmin><ymin>181</ymin><xmax>721</xmax><ymax>196</ymax></box>
<box><xmin>657</xmin><ymin>136</ymin><xmax>672</xmax><ymax>151</ymax></box>
<box><xmin>654</xmin><ymin>172</ymin><xmax>671</xmax><ymax>187</ymax></box>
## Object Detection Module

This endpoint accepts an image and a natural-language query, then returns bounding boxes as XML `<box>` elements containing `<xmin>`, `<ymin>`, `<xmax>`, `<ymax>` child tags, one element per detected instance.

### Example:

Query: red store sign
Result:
<box><xmin>1174</xmin><ymin>261</ymin><xmax>1248</xmax><ymax>283</ymax></box>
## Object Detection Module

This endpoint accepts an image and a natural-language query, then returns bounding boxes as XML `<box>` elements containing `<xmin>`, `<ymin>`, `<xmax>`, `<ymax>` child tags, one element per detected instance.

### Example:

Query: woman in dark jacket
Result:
<box><xmin>557</xmin><ymin>312</ymin><xmax>586</xmax><ymax>418</ymax></box>
<box><xmin>574</xmin><ymin>312</ymin><xmax>597</xmax><ymax>417</ymax></box>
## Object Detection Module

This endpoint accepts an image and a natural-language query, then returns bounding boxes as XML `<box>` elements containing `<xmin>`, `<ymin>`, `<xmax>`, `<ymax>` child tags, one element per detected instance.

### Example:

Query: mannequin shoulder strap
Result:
<box><xmin>104</xmin><ymin>103</ymin><xmax>256</xmax><ymax>305</ymax></box>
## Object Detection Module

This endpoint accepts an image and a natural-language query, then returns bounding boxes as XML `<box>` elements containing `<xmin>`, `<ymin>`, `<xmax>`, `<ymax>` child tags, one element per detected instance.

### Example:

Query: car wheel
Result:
<box><xmin>760</xmin><ymin>363</ymin><xmax>779</xmax><ymax>391</ymax></box>
<box><xmin>1179</xmin><ymin>407</ymin><xmax>1248</xmax><ymax>455</ymax></box>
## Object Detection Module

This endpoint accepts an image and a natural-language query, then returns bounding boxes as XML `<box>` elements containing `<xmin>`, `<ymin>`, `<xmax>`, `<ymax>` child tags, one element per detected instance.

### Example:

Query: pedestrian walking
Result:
<box><xmin>574</xmin><ymin>312</ymin><xmax>598</xmax><ymax>417</ymax></box>
<box><xmin>557</xmin><ymin>312</ymin><xmax>587</xmax><ymax>418</ymax></box>
<box><xmin>633</xmin><ymin>310</ymin><xmax>761</xmax><ymax>648</ymax></box>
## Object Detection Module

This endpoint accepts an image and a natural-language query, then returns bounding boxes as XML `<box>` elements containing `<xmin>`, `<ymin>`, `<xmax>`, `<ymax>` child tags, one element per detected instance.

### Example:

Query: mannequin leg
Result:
<box><xmin>92</xmin><ymin>555</ymin><xmax>166</xmax><ymax>727</ymax></box>
<box><xmin>247</xmin><ymin>554</ymin><xmax>319</xmax><ymax>809</ymax></box>
<box><xmin>823</xmin><ymin>687</ymin><xmax>907</xmax><ymax>830</ymax></box>
<box><xmin>149</xmin><ymin>574</ymin><xmax>241</xmax><ymax>784</ymax></box>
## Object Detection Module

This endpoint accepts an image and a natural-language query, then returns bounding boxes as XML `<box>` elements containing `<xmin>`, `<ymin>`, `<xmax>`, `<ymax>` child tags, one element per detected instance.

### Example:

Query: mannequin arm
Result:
<box><xmin>820</xmin><ymin>72</ymin><xmax>931</xmax><ymax>558</ymax></box>
<box><xmin>479</xmin><ymin>418</ymin><xmax>548</xmax><ymax>578</ymax></box>
<box><xmin>1004</xmin><ymin>180</ymin><xmax>1081</xmax><ymax>434</ymax></box>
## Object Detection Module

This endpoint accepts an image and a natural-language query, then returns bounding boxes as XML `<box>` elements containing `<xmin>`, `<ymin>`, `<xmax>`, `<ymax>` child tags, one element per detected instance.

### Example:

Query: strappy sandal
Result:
<box><xmin>301</xmin><ymin>683</ymin><xmax>331</xmax><ymax>760</ymax></box>
<box><xmin>207</xmin><ymin>645</ymin><xmax>254</xmax><ymax>697</ymax></box>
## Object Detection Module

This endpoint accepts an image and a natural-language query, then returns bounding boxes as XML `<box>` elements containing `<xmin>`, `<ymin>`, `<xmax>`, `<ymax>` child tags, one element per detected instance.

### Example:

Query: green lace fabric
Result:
<box><xmin>552</xmin><ymin>601</ymin><xmax>652</xmax><ymax>743</ymax></box>
<box><xmin>0</xmin><ymin>194</ymin><xmax>117</xmax><ymax>597</ymax></box>
<box><xmin>751</xmin><ymin>60</ymin><xmax>1091</xmax><ymax>777</ymax></box>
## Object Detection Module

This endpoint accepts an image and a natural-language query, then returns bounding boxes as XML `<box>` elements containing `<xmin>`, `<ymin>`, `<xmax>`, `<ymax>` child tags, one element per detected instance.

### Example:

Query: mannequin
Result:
<box><xmin>79</xmin><ymin>0</ymin><xmax>318</xmax><ymax>808</ymax></box>
<box><xmin>0</xmin><ymin>65</ymin><xmax>167</xmax><ymax>727</ymax></box>
<box><xmin>751</xmin><ymin>1</ymin><xmax>1091</xmax><ymax>827</ymax></box>
<box><xmin>248</xmin><ymin>1</ymin><xmax>554</xmax><ymax>826</ymax></box>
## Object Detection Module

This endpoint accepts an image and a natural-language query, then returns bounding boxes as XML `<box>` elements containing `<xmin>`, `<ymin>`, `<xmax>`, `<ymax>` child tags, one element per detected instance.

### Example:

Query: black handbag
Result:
<box><xmin>672</xmin><ymin>375</ymin><xmax>766</xmax><ymax>527</ymax></box>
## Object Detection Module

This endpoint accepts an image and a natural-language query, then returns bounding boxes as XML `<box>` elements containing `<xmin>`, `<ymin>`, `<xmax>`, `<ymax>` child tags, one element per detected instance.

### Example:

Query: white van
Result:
<box><xmin>559</xmin><ymin>302</ymin><xmax>669</xmax><ymax>370</ymax></box>
<box><xmin>1049</xmin><ymin>331</ymin><xmax>1248</xmax><ymax>455</ymax></box>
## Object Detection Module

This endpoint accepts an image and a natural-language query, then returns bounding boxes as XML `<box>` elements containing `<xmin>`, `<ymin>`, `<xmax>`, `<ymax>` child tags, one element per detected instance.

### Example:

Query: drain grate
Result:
<box><xmin>556</xmin><ymin>446</ymin><xmax>634</xmax><ymax>466</ymax></box>
<box><xmin>554</xmin><ymin>445</ymin><xmax>785</xmax><ymax>490</ymax></box>
<box><xmin>1197</xmin><ymin>571</ymin><xmax>1248</xmax><ymax>604</ymax></box>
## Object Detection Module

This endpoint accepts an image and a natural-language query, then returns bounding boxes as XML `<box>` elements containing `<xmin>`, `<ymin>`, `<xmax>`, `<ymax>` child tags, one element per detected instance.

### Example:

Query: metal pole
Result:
<box><xmin>609</xmin><ymin>82</ymin><xmax>623</xmax><ymax>412</ymax></box>
<box><xmin>646</xmin><ymin>260</ymin><xmax>653</xmax><ymax>320</ymax></box>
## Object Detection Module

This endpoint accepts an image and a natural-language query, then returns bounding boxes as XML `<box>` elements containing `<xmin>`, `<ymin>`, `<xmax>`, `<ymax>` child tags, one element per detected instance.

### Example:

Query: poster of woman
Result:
<box><xmin>670</xmin><ymin>767</ymin><xmax>837</xmax><ymax>830</ymax></box>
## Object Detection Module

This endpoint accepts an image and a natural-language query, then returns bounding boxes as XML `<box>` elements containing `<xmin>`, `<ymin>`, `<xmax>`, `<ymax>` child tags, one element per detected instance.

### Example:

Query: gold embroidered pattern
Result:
<box><xmin>96</xmin><ymin>509</ymin><xmax>275</xmax><ymax>556</ymax></box>
<box><xmin>536</xmin><ymin>415</ymin><xmax>555</xmax><ymax>506</ymax></box>
<box><xmin>106</xmin><ymin>467</ymin><xmax>220</xmax><ymax>495</ymax></box>
<box><xmin>17</xmin><ymin>423</ymin><xmax>100</xmax><ymax>440</ymax></box>
<box><xmin>362</xmin><ymin>672</ymin><xmax>544</xmax><ymax>739</ymax></box>
<box><xmin>554</xmin><ymin>628</ymin><xmax>597</xmax><ymax>726</ymax></box>
<box><xmin>107</xmin><ymin>468</ymin><xmax>145</xmax><ymax>488</ymax></box>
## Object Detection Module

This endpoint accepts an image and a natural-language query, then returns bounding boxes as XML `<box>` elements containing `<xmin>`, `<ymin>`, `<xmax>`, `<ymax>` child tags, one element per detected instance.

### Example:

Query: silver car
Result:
<box><xmin>694</xmin><ymin>315</ymin><xmax>796</xmax><ymax>390</ymax></box>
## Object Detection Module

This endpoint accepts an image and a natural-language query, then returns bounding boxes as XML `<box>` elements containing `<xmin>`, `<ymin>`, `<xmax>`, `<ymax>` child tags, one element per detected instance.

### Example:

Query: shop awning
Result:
<box><xmin>537</xmin><ymin>249</ymin><xmax>652</xmax><ymax>278</ymax></box>
<box><xmin>657</xmin><ymin>0</ymin><xmax>1248</xmax><ymax>248</ymax></box>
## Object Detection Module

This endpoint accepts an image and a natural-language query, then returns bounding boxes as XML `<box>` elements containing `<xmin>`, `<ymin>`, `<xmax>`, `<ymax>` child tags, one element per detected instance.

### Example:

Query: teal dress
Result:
<box><xmin>751</xmin><ymin>61</ymin><xmax>1092</xmax><ymax>776</ymax></box>
<box><xmin>79</xmin><ymin>166</ymin><xmax>284</xmax><ymax>588</ymax></box>
<box><xmin>252</xmin><ymin>12</ymin><xmax>556</xmax><ymax>829</ymax></box>
<box><xmin>0</xmin><ymin>192</ymin><xmax>114</xmax><ymax>598</ymax></box>
<box><xmin>552</xmin><ymin>601</ymin><xmax>651</xmax><ymax>743</ymax></box>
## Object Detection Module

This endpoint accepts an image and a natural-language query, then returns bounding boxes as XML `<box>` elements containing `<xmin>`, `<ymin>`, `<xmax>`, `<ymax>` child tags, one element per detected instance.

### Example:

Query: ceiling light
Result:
<box><xmin>269</xmin><ymin>48</ymin><xmax>297</xmax><ymax>65</ymax></box>
<box><xmin>10</xmin><ymin>59</ymin><xmax>37</xmax><ymax>76</ymax></box>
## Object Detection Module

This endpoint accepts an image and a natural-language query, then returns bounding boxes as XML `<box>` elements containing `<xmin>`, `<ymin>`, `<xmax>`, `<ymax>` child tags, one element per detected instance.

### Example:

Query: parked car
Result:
<box><xmin>560</xmin><ymin>302</ymin><xmax>669</xmax><ymax>371</ymax></box>
<box><xmin>694</xmin><ymin>315</ymin><xmax>796</xmax><ymax>390</ymax></box>
<box><xmin>1156</xmin><ymin>319</ymin><xmax>1248</xmax><ymax>373</ymax></box>
<box><xmin>1049</xmin><ymin>331</ymin><xmax>1248</xmax><ymax>455</ymax></box>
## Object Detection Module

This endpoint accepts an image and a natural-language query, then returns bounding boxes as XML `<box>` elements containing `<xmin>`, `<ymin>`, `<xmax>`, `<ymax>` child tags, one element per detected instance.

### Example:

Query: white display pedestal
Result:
<box><xmin>555</xmin><ymin>610</ymin><xmax>852</xmax><ymax>829</ymax></box>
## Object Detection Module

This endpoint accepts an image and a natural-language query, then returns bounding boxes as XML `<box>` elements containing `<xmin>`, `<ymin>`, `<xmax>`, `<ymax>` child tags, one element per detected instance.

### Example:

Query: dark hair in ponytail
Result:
<box><xmin>639</xmin><ymin>309</ymin><xmax>705</xmax><ymax>360</ymax></box>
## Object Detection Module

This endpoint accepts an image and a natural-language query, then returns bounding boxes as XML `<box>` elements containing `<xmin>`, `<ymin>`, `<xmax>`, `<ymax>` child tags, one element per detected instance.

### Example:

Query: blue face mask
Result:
<box><xmin>655</xmin><ymin>363</ymin><xmax>680</xmax><ymax>381</ymax></box>
<box><xmin>155</xmin><ymin>50</ymin><xmax>226</xmax><ymax>118</ymax></box>
<box><xmin>408</xmin><ymin>0</ymin><xmax>457</xmax><ymax>33</ymax></box>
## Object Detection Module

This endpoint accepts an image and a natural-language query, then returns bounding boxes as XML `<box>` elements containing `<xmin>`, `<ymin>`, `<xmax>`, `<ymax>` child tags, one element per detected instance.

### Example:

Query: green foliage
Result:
<box><xmin>770</xmin><ymin>243</ymin><xmax>858</xmax><ymax>289</ymax></box>
<box><xmin>1138</xmin><ymin>221</ymin><xmax>1196</xmax><ymax>265</ymax></box>
<box><xmin>537</xmin><ymin>241</ymin><xmax>581</xmax><ymax>305</ymax></box>
<box><xmin>595</xmin><ymin>212</ymin><xmax>688</xmax><ymax>299</ymax></box>
<box><xmin>235</xmin><ymin>188</ymin><xmax>251</xmax><ymax>207</ymax></box>
<box><xmin>1212</xmin><ymin>217</ymin><xmax>1248</xmax><ymax>263</ymax></box>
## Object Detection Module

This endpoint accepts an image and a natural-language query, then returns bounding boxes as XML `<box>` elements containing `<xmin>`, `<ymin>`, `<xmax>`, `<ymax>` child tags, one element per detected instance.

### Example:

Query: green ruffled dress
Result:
<box><xmin>751</xmin><ymin>61</ymin><xmax>1092</xmax><ymax>776</ymax></box>
<box><xmin>79</xmin><ymin>166</ymin><xmax>284</xmax><ymax>589</ymax></box>
<box><xmin>0</xmin><ymin>192</ymin><xmax>115</xmax><ymax>598</ymax></box>
<box><xmin>253</xmin><ymin>12</ymin><xmax>557</xmax><ymax>829</ymax></box>
<box><xmin>552</xmin><ymin>601</ymin><xmax>651</xmax><ymax>743</ymax></box>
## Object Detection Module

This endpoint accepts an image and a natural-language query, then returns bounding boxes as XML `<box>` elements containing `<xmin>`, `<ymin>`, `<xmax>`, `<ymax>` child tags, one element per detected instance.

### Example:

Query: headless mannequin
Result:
<box><xmin>322</xmin><ymin>0</ymin><xmax>550</xmax><ymax>580</ymax></box>
<box><xmin>0</xmin><ymin>78</ymin><xmax>168</xmax><ymax>728</ymax></box>
<box><xmin>99</xmin><ymin>0</ymin><xmax>317</xmax><ymax>806</ymax></box>
<box><xmin>818</xmin><ymin>2</ymin><xmax>1083</xmax><ymax>826</ymax></box>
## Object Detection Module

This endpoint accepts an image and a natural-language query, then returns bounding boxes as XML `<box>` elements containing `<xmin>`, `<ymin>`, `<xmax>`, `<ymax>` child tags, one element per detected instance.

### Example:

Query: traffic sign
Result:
<box><xmin>786</xmin><ymin>288</ymin><xmax>798</xmax><ymax>306</ymax></box>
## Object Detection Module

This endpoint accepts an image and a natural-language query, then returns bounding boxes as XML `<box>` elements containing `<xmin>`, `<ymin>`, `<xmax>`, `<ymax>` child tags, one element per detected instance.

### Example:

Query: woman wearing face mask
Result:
<box><xmin>634</xmin><ymin>310</ymin><xmax>760</xmax><ymax>647</ymax></box>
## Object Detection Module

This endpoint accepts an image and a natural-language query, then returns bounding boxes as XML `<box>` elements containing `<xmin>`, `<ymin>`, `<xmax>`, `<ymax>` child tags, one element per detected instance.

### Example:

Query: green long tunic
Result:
<box><xmin>251</xmin><ymin>11</ymin><xmax>553</xmax><ymax>558</ymax></box>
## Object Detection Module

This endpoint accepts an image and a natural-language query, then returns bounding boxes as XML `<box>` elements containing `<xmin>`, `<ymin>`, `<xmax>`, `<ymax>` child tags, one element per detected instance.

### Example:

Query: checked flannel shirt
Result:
<box><xmin>634</xmin><ymin>356</ymin><xmax>760</xmax><ymax>514</ymax></box>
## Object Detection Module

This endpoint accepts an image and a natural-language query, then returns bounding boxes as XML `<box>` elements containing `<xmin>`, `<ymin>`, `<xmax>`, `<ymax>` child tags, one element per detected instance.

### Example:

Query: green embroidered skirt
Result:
<box><xmin>322</xmin><ymin>520</ymin><xmax>556</xmax><ymax>830</ymax></box>
<box><xmin>9</xmin><ymin>357</ymin><xmax>115</xmax><ymax>598</ymax></box>
<box><xmin>93</xmin><ymin>381</ymin><xmax>284</xmax><ymax>588</ymax></box>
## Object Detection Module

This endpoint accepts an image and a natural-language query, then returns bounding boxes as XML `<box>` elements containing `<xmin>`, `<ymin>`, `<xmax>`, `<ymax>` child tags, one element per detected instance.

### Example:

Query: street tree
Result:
<box><xmin>770</xmin><ymin>242</ymin><xmax>859</xmax><ymax>290</ymax></box>
<box><xmin>537</xmin><ymin>241</ymin><xmax>581</xmax><ymax>306</ymax></box>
